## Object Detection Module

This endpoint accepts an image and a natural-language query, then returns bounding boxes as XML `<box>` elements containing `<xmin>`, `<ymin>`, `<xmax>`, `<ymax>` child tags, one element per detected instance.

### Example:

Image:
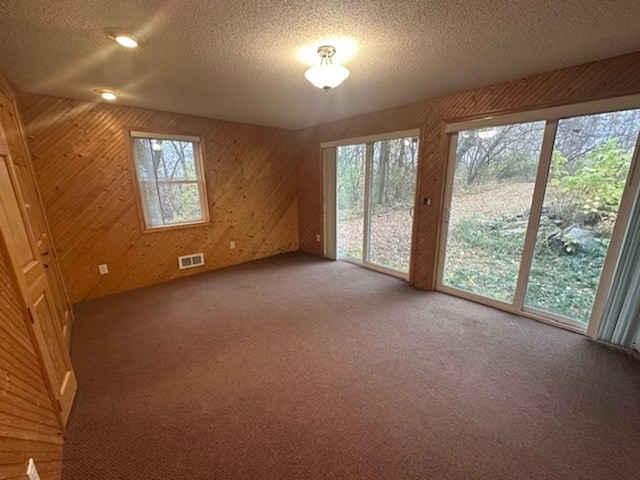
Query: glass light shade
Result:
<box><xmin>304</xmin><ymin>64</ymin><xmax>350</xmax><ymax>90</ymax></box>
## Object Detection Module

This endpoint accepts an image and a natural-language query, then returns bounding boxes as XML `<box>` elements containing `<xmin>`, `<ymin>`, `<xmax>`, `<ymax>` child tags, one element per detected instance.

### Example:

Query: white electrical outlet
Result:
<box><xmin>229</xmin><ymin>241</ymin><xmax>236</xmax><ymax>250</ymax></box>
<box><xmin>98</xmin><ymin>264</ymin><xmax>109</xmax><ymax>275</ymax></box>
<box><xmin>316</xmin><ymin>233</ymin><xmax>321</xmax><ymax>242</ymax></box>
<box><xmin>27</xmin><ymin>458</ymin><xmax>41</xmax><ymax>480</ymax></box>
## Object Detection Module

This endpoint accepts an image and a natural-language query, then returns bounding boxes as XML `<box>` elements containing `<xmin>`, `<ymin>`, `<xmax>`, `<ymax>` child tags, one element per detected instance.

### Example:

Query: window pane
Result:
<box><xmin>524</xmin><ymin>109</ymin><xmax>640</xmax><ymax>323</ymax></box>
<box><xmin>337</xmin><ymin>144</ymin><xmax>366</xmax><ymax>260</ymax></box>
<box><xmin>141</xmin><ymin>181</ymin><xmax>164</xmax><ymax>227</ymax></box>
<box><xmin>157</xmin><ymin>183</ymin><xmax>202</xmax><ymax>225</ymax></box>
<box><xmin>132</xmin><ymin>138</ymin><xmax>198</xmax><ymax>181</ymax></box>
<box><xmin>132</xmin><ymin>135</ymin><xmax>206</xmax><ymax>228</ymax></box>
<box><xmin>442</xmin><ymin>121</ymin><xmax>546</xmax><ymax>303</ymax></box>
<box><xmin>133</xmin><ymin>138</ymin><xmax>158</xmax><ymax>181</ymax></box>
<box><xmin>368</xmin><ymin>137</ymin><xmax>418</xmax><ymax>273</ymax></box>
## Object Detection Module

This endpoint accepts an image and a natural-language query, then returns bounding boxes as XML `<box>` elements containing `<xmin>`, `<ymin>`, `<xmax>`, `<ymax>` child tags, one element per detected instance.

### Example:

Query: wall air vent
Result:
<box><xmin>178</xmin><ymin>253</ymin><xmax>205</xmax><ymax>270</ymax></box>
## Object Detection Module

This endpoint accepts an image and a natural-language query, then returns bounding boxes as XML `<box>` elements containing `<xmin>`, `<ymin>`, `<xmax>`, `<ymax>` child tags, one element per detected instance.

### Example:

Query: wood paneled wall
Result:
<box><xmin>18</xmin><ymin>94</ymin><xmax>299</xmax><ymax>302</ymax></box>
<box><xmin>15</xmin><ymin>52</ymin><xmax>640</xmax><ymax>302</ymax></box>
<box><xmin>0</xmin><ymin>244</ymin><xmax>63</xmax><ymax>480</ymax></box>
<box><xmin>295</xmin><ymin>51</ymin><xmax>640</xmax><ymax>290</ymax></box>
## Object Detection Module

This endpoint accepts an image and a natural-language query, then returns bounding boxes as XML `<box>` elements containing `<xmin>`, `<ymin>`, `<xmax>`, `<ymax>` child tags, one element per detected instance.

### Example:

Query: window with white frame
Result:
<box><xmin>130</xmin><ymin>131</ymin><xmax>209</xmax><ymax>230</ymax></box>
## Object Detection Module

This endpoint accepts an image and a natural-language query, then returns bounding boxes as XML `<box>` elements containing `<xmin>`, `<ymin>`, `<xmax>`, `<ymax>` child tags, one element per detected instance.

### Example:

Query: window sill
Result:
<box><xmin>142</xmin><ymin>219</ymin><xmax>211</xmax><ymax>234</ymax></box>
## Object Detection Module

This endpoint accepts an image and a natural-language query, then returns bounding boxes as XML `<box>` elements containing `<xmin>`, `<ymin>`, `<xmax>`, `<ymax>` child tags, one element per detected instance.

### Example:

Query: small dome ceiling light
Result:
<box><xmin>96</xmin><ymin>89</ymin><xmax>119</xmax><ymax>101</ymax></box>
<box><xmin>304</xmin><ymin>45</ymin><xmax>350</xmax><ymax>91</ymax></box>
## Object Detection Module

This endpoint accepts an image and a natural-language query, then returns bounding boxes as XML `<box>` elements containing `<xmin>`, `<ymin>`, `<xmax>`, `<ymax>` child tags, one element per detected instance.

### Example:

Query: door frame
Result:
<box><xmin>436</xmin><ymin>94</ymin><xmax>640</xmax><ymax>337</ymax></box>
<box><xmin>322</xmin><ymin>129</ymin><xmax>421</xmax><ymax>280</ymax></box>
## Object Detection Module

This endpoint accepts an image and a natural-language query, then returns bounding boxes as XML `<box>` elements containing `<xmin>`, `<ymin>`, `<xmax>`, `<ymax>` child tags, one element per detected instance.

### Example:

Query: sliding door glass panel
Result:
<box><xmin>367</xmin><ymin>137</ymin><xmax>419</xmax><ymax>273</ymax></box>
<box><xmin>337</xmin><ymin>144</ymin><xmax>366</xmax><ymax>261</ymax></box>
<box><xmin>525</xmin><ymin>109</ymin><xmax>640</xmax><ymax>323</ymax></box>
<box><xmin>442</xmin><ymin>121</ymin><xmax>546</xmax><ymax>302</ymax></box>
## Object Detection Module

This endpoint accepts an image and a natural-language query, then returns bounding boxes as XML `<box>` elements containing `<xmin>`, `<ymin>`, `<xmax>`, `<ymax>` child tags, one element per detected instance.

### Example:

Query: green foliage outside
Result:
<box><xmin>337</xmin><ymin>139</ymin><xmax>418</xmax><ymax>214</ymax></box>
<box><xmin>333</xmin><ymin>110</ymin><xmax>639</xmax><ymax>320</ymax></box>
<box><xmin>444</xmin><ymin>120</ymin><xmax>637</xmax><ymax>323</ymax></box>
<box><xmin>549</xmin><ymin>139</ymin><xmax>631</xmax><ymax>230</ymax></box>
<box><xmin>135</xmin><ymin>138</ymin><xmax>203</xmax><ymax>226</ymax></box>
<box><xmin>158</xmin><ymin>183</ymin><xmax>202</xmax><ymax>224</ymax></box>
<box><xmin>444</xmin><ymin>216</ymin><xmax>607</xmax><ymax>322</ymax></box>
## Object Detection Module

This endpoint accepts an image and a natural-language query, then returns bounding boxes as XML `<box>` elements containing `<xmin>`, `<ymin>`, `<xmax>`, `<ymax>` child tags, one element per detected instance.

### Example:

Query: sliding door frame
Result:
<box><xmin>323</xmin><ymin>129</ymin><xmax>421</xmax><ymax>281</ymax></box>
<box><xmin>512</xmin><ymin>120</ymin><xmax>558</xmax><ymax>309</ymax></box>
<box><xmin>322</xmin><ymin>148</ymin><xmax>338</xmax><ymax>260</ymax></box>
<box><xmin>437</xmin><ymin>94</ymin><xmax>640</xmax><ymax>336</ymax></box>
<box><xmin>362</xmin><ymin>143</ymin><xmax>374</xmax><ymax>268</ymax></box>
<box><xmin>586</xmin><ymin>131</ymin><xmax>640</xmax><ymax>337</ymax></box>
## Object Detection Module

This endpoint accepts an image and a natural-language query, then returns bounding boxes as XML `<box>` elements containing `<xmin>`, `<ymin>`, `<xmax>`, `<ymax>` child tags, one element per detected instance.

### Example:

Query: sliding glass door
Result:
<box><xmin>439</xmin><ymin>102</ymin><xmax>640</xmax><ymax>330</ymax></box>
<box><xmin>334</xmin><ymin>132</ymin><xmax>419</xmax><ymax>278</ymax></box>
<box><xmin>368</xmin><ymin>137</ymin><xmax>419</xmax><ymax>273</ymax></box>
<box><xmin>524</xmin><ymin>110</ymin><xmax>640</xmax><ymax>323</ymax></box>
<box><xmin>337</xmin><ymin>144</ymin><xmax>366</xmax><ymax>261</ymax></box>
<box><xmin>441</xmin><ymin>121</ymin><xmax>546</xmax><ymax>303</ymax></box>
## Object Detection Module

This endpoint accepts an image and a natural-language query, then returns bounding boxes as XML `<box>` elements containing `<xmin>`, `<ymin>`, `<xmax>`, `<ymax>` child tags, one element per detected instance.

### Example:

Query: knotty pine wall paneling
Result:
<box><xmin>0</xmin><ymin>243</ymin><xmax>63</xmax><ymax>480</ymax></box>
<box><xmin>18</xmin><ymin>94</ymin><xmax>299</xmax><ymax>302</ymax></box>
<box><xmin>0</xmin><ymin>74</ymin><xmax>64</xmax><ymax>480</ymax></box>
<box><xmin>295</xmin><ymin>51</ymin><xmax>640</xmax><ymax>290</ymax></box>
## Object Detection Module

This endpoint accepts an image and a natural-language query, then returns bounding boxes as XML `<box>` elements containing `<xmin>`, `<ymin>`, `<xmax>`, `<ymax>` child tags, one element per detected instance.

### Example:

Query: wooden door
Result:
<box><xmin>0</xmin><ymin>86</ymin><xmax>73</xmax><ymax>348</ymax></box>
<box><xmin>0</xmin><ymin>127</ymin><xmax>76</xmax><ymax>426</ymax></box>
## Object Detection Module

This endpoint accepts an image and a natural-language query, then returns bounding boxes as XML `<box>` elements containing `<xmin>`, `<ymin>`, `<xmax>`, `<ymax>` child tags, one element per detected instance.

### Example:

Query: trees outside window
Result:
<box><xmin>130</xmin><ymin>132</ymin><xmax>209</xmax><ymax>230</ymax></box>
<box><xmin>442</xmin><ymin>108</ymin><xmax>640</xmax><ymax>323</ymax></box>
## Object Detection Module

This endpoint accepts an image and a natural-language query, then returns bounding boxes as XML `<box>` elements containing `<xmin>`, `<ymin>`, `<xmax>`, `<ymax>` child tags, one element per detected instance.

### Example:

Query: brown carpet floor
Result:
<box><xmin>64</xmin><ymin>252</ymin><xmax>640</xmax><ymax>479</ymax></box>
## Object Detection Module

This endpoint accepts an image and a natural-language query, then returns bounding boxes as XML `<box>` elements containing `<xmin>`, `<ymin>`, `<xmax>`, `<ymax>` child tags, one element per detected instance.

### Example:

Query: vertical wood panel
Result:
<box><xmin>295</xmin><ymin>51</ymin><xmax>640</xmax><ymax>290</ymax></box>
<box><xmin>19</xmin><ymin>94</ymin><xmax>299</xmax><ymax>302</ymax></box>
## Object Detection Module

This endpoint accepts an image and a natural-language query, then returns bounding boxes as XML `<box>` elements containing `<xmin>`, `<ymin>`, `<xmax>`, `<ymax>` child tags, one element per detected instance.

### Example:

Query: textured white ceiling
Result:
<box><xmin>1</xmin><ymin>1</ymin><xmax>640</xmax><ymax>129</ymax></box>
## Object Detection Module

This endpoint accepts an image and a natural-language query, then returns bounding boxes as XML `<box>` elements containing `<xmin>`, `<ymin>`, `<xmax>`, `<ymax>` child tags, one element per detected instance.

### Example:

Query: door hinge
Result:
<box><xmin>27</xmin><ymin>308</ymin><xmax>35</xmax><ymax>324</ymax></box>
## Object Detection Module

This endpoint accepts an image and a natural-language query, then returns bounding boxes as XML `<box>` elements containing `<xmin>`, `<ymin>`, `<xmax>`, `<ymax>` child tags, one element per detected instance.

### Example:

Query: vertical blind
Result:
<box><xmin>598</xmin><ymin>185</ymin><xmax>640</xmax><ymax>348</ymax></box>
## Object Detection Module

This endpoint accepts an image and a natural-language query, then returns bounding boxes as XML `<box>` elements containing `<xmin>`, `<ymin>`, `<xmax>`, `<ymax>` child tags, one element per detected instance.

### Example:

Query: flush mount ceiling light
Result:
<box><xmin>304</xmin><ymin>46</ymin><xmax>350</xmax><ymax>90</ymax></box>
<box><xmin>95</xmin><ymin>89</ymin><xmax>119</xmax><ymax>101</ymax></box>
<box><xmin>105</xmin><ymin>28</ymin><xmax>140</xmax><ymax>48</ymax></box>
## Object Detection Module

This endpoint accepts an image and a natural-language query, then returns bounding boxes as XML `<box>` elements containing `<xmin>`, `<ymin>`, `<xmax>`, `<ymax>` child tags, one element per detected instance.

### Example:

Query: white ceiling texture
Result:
<box><xmin>1</xmin><ymin>1</ymin><xmax>640</xmax><ymax>129</ymax></box>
